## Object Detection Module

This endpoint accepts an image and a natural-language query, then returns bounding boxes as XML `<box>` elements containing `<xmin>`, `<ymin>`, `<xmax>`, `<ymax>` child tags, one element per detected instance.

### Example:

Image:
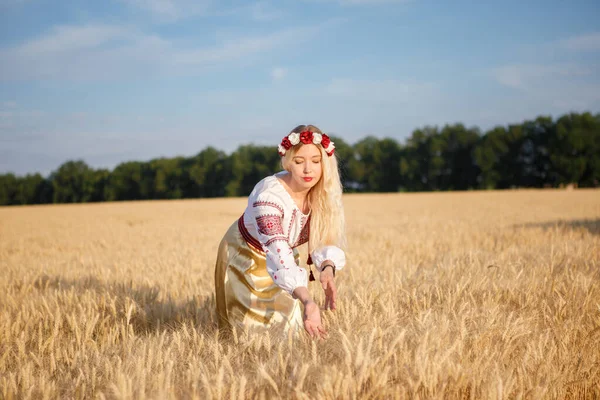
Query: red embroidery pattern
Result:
<box><xmin>286</xmin><ymin>209</ymin><xmax>311</xmax><ymax>248</ymax></box>
<box><xmin>287</xmin><ymin>209</ymin><xmax>297</xmax><ymax>243</ymax></box>
<box><xmin>256</xmin><ymin>214</ymin><xmax>284</xmax><ymax>236</ymax></box>
<box><xmin>253</xmin><ymin>201</ymin><xmax>284</xmax><ymax>215</ymax></box>
<box><xmin>295</xmin><ymin>216</ymin><xmax>310</xmax><ymax>247</ymax></box>
<box><xmin>265</xmin><ymin>236</ymin><xmax>287</xmax><ymax>246</ymax></box>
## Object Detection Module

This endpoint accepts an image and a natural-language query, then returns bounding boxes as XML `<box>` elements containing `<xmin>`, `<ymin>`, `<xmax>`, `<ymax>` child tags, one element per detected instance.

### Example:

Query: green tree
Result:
<box><xmin>474</xmin><ymin>126</ymin><xmax>508</xmax><ymax>189</ymax></box>
<box><xmin>225</xmin><ymin>145</ymin><xmax>280</xmax><ymax>196</ymax></box>
<box><xmin>0</xmin><ymin>173</ymin><xmax>18</xmax><ymax>205</ymax></box>
<box><xmin>402</xmin><ymin>126</ymin><xmax>439</xmax><ymax>191</ymax></box>
<box><xmin>189</xmin><ymin>147</ymin><xmax>230</xmax><ymax>197</ymax></box>
<box><xmin>82</xmin><ymin>169</ymin><xmax>109</xmax><ymax>202</ymax></box>
<box><xmin>50</xmin><ymin>160</ymin><xmax>92</xmax><ymax>203</ymax></box>
<box><xmin>351</xmin><ymin>136</ymin><xmax>402</xmax><ymax>192</ymax></box>
<box><xmin>105</xmin><ymin>161</ymin><xmax>145</xmax><ymax>201</ymax></box>
<box><xmin>16</xmin><ymin>173</ymin><xmax>52</xmax><ymax>204</ymax></box>
<box><xmin>474</xmin><ymin>124</ymin><xmax>525</xmax><ymax>189</ymax></box>
<box><xmin>549</xmin><ymin>112</ymin><xmax>600</xmax><ymax>187</ymax></box>
<box><xmin>152</xmin><ymin>157</ymin><xmax>189</xmax><ymax>199</ymax></box>
<box><xmin>518</xmin><ymin>116</ymin><xmax>554</xmax><ymax>187</ymax></box>
<box><xmin>437</xmin><ymin>124</ymin><xmax>480</xmax><ymax>190</ymax></box>
<box><xmin>327</xmin><ymin>136</ymin><xmax>356</xmax><ymax>191</ymax></box>
<box><xmin>2</xmin><ymin>110</ymin><xmax>598</xmax><ymax>205</ymax></box>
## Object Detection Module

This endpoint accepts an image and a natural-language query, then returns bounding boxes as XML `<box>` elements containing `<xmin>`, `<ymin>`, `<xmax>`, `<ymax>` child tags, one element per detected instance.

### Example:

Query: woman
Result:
<box><xmin>214</xmin><ymin>124</ymin><xmax>347</xmax><ymax>338</ymax></box>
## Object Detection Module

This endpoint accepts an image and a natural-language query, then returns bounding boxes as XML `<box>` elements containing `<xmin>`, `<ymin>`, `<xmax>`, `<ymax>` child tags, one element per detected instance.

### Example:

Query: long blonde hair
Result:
<box><xmin>281</xmin><ymin>125</ymin><xmax>347</xmax><ymax>253</ymax></box>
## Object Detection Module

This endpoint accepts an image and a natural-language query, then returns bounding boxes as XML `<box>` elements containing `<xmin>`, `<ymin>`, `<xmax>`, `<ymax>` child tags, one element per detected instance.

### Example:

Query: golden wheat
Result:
<box><xmin>1</xmin><ymin>190</ymin><xmax>599</xmax><ymax>399</ymax></box>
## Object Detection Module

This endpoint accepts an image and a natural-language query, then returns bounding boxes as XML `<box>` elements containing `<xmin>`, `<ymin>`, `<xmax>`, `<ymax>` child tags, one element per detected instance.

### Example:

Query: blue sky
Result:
<box><xmin>1</xmin><ymin>0</ymin><xmax>599</xmax><ymax>176</ymax></box>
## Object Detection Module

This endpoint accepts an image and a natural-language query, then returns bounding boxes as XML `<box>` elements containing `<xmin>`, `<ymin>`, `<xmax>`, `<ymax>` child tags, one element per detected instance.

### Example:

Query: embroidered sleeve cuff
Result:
<box><xmin>311</xmin><ymin>246</ymin><xmax>346</xmax><ymax>272</ymax></box>
<box><xmin>265</xmin><ymin>256</ymin><xmax>309</xmax><ymax>295</ymax></box>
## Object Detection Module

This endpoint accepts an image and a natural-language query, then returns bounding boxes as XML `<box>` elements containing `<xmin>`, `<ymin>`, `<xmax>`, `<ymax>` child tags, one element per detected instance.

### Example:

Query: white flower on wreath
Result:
<box><xmin>312</xmin><ymin>132</ymin><xmax>322</xmax><ymax>144</ymax></box>
<box><xmin>326</xmin><ymin>143</ymin><xmax>335</xmax><ymax>152</ymax></box>
<box><xmin>278</xmin><ymin>144</ymin><xmax>286</xmax><ymax>154</ymax></box>
<box><xmin>288</xmin><ymin>132</ymin><xmax>300</xmax><ymax>145</ymax></box>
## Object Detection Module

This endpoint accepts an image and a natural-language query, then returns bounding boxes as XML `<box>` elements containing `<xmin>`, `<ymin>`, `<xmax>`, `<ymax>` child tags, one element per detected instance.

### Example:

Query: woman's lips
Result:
<box><xmin>303</xmin><ymin>177</ymin><xmax>313</xmax><ymax>182</ymax></box>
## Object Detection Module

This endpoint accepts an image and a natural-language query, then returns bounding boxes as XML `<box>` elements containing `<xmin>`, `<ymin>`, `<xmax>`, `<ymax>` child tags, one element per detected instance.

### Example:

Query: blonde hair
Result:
<box><xmin>281</xmin><ymin>125</ymin><xmax>347</xmax><ymax>253</ymax></box>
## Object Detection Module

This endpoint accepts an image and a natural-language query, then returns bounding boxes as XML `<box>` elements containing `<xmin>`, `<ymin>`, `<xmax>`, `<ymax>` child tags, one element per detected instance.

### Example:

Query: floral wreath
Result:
<box><xmin>278</xmin><ymin>130</ymin><xmax>335</xmax><ymax>157</ymax></box>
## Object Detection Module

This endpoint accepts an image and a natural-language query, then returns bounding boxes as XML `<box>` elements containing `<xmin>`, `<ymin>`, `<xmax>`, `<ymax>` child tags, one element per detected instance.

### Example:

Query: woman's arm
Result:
<box><xmin>293</xmin><ymin>287</ymin><xmax>326</xmax><ymax>339</ymax></box>
<box><xmin>311</xmin><ymin>247</ymin><xmax>345</xmax><ymax>310</ymax></box>
<box><xmin>318</xmin><ymin>259</ymin><xmax>337</xmax><ymax>310</ymax></box>
<box><xmin>250</xmin><ymin>199</ymin><xmax>308</xmax><ymax>295</ymax></box>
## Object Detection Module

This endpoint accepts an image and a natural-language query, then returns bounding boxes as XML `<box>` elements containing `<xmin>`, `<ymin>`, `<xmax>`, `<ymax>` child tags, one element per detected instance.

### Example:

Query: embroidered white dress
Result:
<box><xmin>214</xmin><ymin>171</ymin><xmax>346</xmax><ymax>332</ymax></box>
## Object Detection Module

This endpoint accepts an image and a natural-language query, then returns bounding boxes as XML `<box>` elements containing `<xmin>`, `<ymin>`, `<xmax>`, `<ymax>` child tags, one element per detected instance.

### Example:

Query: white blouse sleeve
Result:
<box><xmin>311</xmin><ymin>245</ymin><xmax>346</xmax><ymax>272</ymax></box>
<box><xmin>250</xmin><ymin>196</ymin><xmax>308</xmax><ymax>295</ymax></box>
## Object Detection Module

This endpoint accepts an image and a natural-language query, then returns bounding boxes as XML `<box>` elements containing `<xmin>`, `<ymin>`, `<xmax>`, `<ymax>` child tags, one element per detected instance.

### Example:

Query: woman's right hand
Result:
<box><xmin>293</xmin><ymin>286</ymin><xmax>326</xmax><ymax>339</ymax></box>
<box><xmin>303</xmin><ymin>301</ymin><xmax>326</xmax><ymax>339</ymax></box>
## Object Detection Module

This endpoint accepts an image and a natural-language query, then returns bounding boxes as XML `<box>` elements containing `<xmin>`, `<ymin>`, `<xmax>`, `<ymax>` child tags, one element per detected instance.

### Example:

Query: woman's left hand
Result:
<box><xmin>320</xmin><ymin>267</ymin><xmax>337</xmax><ymax>310</ymax></box>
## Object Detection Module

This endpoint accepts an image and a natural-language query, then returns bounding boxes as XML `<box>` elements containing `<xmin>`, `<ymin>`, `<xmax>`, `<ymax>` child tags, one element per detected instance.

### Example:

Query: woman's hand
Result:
<box><xmin>293</xmin><ymin>286</ymin><xmax>326</xmax><ymax>339</ymax></box>
<box><xmin>303</xmin><ymin>301</ymin><xmax>326</xmax><ymax>339</ymax></box>
<box><xmin>320</xmin><ymin>266</ymin><xmax>337</xmax><ymax>310</ymax></box>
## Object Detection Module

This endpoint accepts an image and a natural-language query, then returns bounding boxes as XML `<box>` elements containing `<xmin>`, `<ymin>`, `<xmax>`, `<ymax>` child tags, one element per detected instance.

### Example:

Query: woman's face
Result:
<box><xmin>288</xmin><ymin>144</ymin><xmax>323</xmax><ymax>191</ymax></box>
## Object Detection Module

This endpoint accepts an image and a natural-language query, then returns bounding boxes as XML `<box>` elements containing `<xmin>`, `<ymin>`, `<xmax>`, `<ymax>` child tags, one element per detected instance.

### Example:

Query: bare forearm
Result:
<box><xmin>292</xmin><ymin>286</ymin><xmax>313</xmax><ymax>305</ymax></box>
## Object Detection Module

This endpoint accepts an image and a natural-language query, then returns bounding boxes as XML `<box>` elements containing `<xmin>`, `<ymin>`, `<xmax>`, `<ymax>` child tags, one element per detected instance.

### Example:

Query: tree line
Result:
<box><xmin>1</xmin><ymin>111</ymin><xmax>599</xmax><ymax>206</ymax></box>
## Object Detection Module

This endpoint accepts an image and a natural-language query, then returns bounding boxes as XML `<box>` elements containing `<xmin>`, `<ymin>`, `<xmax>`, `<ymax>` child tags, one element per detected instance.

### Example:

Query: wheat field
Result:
<box><xmin>1</xmin><ymin>189</ymin><xmax>599</xmax><ymax>399</ymax></box>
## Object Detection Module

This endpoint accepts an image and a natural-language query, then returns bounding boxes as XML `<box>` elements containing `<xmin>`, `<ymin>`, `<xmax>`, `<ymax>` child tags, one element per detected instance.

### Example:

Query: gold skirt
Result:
<box><xmin>214</xmin><ymin>217</ymin><xmax>303</xmax><ymax>334</ymax></box>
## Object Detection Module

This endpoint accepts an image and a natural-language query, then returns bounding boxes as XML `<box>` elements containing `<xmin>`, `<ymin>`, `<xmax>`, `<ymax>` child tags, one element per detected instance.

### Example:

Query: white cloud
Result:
<box><xmin>479</xmin><ymin>30</ymin><xmax>600</xmax><ymax>129</ymax></box>
<box><xmin>131</xmin><ymin>0</ymin><xmax>285</xmax><ymax>23</ymax></box>
<box><xmin>120</xmin><ymin>0</ymin><xmax>213</xmax><ymax>21</ymax></box>
<box><xmin>2</xmin><ymin>110</ymin><xmax>45</xmax><ymax>118</ymax></box>
<box><xmin>0</xmin><ymin>0</ymin><xmax>30</xmax><ymax>8</ymax></box>
<box><xmin>0</xmin><ymin>108</ymin><xmax>260</xmax><ymax>174</ymax></box>
<box><xmin>489</xmin><ymin>63</ymin><xmax>600</xmax><ymax>115</ymax></box>
<box><xmin>172</xmin><ymin>26</ymin><xmax>316</xmax><ymax>65</ymax></box>
<box><xmin>490</xmin><ymin>64</ymin><xmax>593</xmax><ymax>90</ymax></box>
<box><xmin>0</xmin><ymin>25</ymin><xmax>167</xmax><ymax>81</ymax></box>
<box><xmin>0</xmin><ymin>78</ymin><xmax>440</xmax><ymax>174</ymax></box>
<box><xmin>0</xmin><ymin>23</ymin><xmax>320</xmax><ymax>81</ymax></box>
<box><xmin>339</xmin><ymin>0</ymin><xmax>411</xmax><ymax>3</ymax></box>
<box><xmin>312</xmin><ymin>78</ymin><xmax>442</xmax><ymax>139</ymax></box>
<box><xmin>0</xmin><ymin>107</ymin><xmax>47</xmax><ymax>140</ymax></box>
<box><xmin>271</xmin><ymin>67</ymin><xmax>287</xmax><ymax>81</ymax></box>
<box><xmin>16</xmin><ymin>24</ymin><xmax>131</xmax><ymax>54</ymax></box>
<box><xmin>248</xmin><ymin>1</ymin><xmax>283</xmax><ymax>21</ymax></box>
<box><xmin>557</xmin><ymin>32</ymin><xmax>600</xmax><ymax>52</ymax></box>
<box><xmin>324</xmin><ymin>78</ymin><xmax>437</xmax><ymax>104</ymax></box>
<box><xmin>308</xmin><ymin>0</ymin><xmax>412</xmax><ymax>5</ymax></box>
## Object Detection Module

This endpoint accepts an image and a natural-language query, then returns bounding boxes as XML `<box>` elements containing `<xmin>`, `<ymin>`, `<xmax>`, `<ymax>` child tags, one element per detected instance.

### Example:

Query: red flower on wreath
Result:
<box><xmin>281</xmin><ymin>136</ymin><xmax>292</xmax><ymax>150</ymax></box>
<box><xmin>321</xmin><ymin>134</ymin><xmax>331</xmax><ymax>148</ymax></box>
<box><xmin>300</xmin><ymin>130</ymin><xmax>313</xmax><ymax>144</ymax></box>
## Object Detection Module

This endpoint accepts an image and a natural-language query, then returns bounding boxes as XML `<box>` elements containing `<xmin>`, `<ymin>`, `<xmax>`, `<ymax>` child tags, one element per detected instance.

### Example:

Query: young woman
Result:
<box><xmin>214</xmin><ymin>124</ymin><xmax>347</xmax><ymax>338</ymax></box>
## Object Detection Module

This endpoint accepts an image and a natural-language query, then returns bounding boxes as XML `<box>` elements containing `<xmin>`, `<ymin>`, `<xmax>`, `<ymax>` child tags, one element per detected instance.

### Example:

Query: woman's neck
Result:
<box><xmin>280</xmin><ymin>173</ymin><xmax>311</xmax><ymax>212</ymax></box>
